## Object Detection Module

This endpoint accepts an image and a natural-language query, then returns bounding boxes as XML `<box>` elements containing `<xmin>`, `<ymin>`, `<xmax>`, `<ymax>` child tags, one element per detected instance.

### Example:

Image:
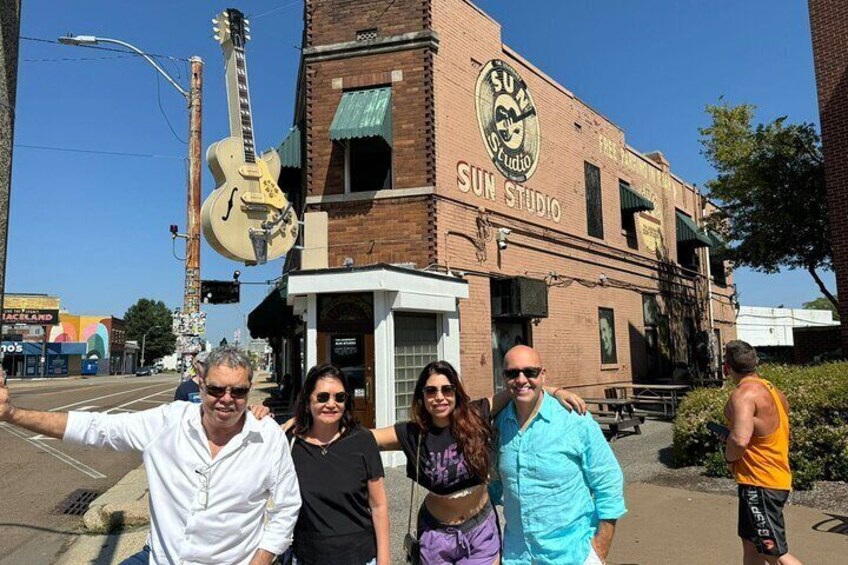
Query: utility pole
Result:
<box><xmin>184</xmin><ymin>56</ymin><xmax>203</xmax><ymax>315</ymax></box>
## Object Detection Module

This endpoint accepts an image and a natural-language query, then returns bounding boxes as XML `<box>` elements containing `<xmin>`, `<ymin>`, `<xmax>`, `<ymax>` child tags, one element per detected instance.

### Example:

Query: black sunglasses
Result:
<box><xmin>315</xmin><ymin>391</ymin><xmax>348</xmax><ymax>404</ymax></box>
<box><xmin>423</xmin><ymin>384</ymin><xmax>456</xmax><ymax>397</ymax></box>
<box><xmin>503</xmin><ymin>367</ymin><xmax>543</xmax><ymax>380</ymax></box>
<box><xmin>202</xmin><ymin>383</ymin><xmax>251</xmax><ymax>399</ymax></box>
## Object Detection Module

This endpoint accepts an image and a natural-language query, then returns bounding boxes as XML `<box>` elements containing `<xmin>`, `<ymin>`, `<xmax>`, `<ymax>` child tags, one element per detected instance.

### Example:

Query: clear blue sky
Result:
<box><xmin>9</xmin><ymin>0</ymin><xmax>834</xmax><ymax>345</ymax></box>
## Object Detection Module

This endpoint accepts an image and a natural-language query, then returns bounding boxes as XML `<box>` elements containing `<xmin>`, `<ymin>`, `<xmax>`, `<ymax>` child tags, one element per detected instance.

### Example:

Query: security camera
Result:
<box><xmin>233</xmin><ymin>270</ymin><xmax>241</xmax><ymax>281</ymax></box>
<box><xmin>497</xmin><ymin>228</ymin><xmax>511</xmax><ymax>251</ymax></box>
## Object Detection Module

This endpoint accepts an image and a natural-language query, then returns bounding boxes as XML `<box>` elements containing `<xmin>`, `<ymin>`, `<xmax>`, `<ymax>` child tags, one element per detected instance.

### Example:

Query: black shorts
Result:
<box><xmin>737</xmin><ymin>484</ymin><xmax>790</xmax><ymax>556</ymax></box>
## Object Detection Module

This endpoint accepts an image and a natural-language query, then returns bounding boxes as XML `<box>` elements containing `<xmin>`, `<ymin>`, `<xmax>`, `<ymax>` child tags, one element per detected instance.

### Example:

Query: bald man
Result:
<box><xmin>489</xmin><ymin>345</ymin><xmax>626</xmax><ymax>565</ymax></box>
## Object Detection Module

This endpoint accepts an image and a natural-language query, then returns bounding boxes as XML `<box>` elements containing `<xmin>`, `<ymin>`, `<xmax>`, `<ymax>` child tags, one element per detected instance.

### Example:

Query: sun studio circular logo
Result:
<box><xmin>475</xmin><ymin>59</ymin><xmax>540</xmax><ymax>182</ymax></box>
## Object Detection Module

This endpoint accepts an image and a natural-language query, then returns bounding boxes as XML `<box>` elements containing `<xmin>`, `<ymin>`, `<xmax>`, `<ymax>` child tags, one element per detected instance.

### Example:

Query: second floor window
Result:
<box><xmin>585</xmin><ymin>162</ymin><xmax>604</xmax><ymax>239</ymax></box>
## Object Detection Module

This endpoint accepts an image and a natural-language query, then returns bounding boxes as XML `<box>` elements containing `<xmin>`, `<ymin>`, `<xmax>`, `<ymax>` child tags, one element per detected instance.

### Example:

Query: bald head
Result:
<box><xmin>504</xmin><ymin>345</ymin><xmax>542</xmax><ymax>368</ymax></box>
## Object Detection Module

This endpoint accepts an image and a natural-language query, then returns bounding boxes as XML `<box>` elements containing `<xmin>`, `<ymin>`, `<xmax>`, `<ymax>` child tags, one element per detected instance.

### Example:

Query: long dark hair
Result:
<box><xmin>293</xmin><ymin>364</ymin><xmax>358</xmax><ymax>436</ymax></box>
<box><xmin>411</xmin><ymin>360</ymin><xmax>495</xmax><ymax>481</ymax></box>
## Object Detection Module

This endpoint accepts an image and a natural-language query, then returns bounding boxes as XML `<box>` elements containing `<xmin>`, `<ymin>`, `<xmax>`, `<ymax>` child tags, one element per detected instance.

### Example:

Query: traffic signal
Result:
<box><xmin>200</xmin><ymin>280</ymin><xmax>240</xmax><ymax>304</ymax></box>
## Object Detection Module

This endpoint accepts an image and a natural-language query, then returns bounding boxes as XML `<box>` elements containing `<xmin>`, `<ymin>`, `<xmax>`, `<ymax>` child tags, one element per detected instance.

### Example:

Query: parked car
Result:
<box><xmin>135</xmin><ymin>366</ymin><xmax>156</xmax><ymax>376</ymax></box>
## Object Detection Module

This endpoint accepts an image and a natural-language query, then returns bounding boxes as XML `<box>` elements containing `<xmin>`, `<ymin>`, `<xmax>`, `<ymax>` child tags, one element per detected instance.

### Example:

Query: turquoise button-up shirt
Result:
<box><xmin>490</xmin><ymin>393</ymin><xmax>626</xmax><ymax>565</ymax></box>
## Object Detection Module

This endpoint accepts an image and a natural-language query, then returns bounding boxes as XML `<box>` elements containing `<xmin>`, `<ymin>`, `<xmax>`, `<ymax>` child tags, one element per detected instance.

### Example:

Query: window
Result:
<box><xmin>585</xmin><ymin>162</ymin><xmax>604</xmax><ymax>239</ymax></box>
<box><xmin>678</xmin><ymin>244</ymin><xmax>700</xmax><ymax>271</ymax></box>
<box><xmin>356</xmin><ymin>28</ymin><xmax>378</xmax><ymax>41</ymax></box>
<box><xmin>642</xmin><ymin>295</ymin><xmax>660</xmax><ymax>380</ymax></box>
<box><xmin>709</xmin><ymin>250</ymin><xmax>727</xmax><ymax>285</ymax></box>
<box><xmin>598</xmin><ymin>307</ymin><xmax>617</xmax><ymax>364</ymax></box>
<box><xmin>619</xmin><ymin>180</ymin><xmax>638</xmax><ymax>249</ymax></box>
<box><xmin>394</xmin><ymin>313</ymin><xmax>439</xmax><ymax>421</ymax></box>
<box><xmin>347</xmin><ymin>138</ymin><xmax>392</xmax><ymax>193</ymax></box>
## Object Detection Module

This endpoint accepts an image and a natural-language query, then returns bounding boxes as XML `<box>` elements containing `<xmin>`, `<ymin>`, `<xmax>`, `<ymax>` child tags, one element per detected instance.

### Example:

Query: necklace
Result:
<box><xmin>306</xmin><ymin>429</ymin><xmax>341</xmax><ymax>456</ymax></box>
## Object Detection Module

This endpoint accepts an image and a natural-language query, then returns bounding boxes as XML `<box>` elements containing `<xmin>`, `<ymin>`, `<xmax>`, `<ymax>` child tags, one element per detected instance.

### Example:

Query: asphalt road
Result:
<box><xmin>0</xmin><ymin>374</ymin><xmax>179</xmax><ymax>565</ymax></box>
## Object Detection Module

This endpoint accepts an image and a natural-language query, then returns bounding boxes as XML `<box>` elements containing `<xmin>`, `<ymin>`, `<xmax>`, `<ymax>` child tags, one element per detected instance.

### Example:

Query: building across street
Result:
<box><xmin>248</xmin><ymin>0</ymin><xmax>737</xmax><ymax>465</ymax></box>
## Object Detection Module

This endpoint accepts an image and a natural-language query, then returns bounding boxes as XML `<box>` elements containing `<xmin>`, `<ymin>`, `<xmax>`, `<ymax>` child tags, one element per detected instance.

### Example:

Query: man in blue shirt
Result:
<box><xmin>490</xmin><ymin>345</ymin><xmax>626</xmax><ymax>564</ymax></box>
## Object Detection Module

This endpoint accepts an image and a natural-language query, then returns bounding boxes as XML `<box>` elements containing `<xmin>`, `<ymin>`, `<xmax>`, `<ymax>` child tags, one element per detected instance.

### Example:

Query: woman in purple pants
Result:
<box><xmin>372</xmin><ymin>361</ymin><xmax>584</xmax><ymax>565</ymax></box>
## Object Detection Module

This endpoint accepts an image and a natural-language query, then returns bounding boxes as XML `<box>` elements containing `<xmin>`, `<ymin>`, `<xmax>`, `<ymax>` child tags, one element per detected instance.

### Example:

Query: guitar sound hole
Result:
<box><xmin>222</xmin><ymin>187</ymin><xmax>239</xmax><ymax>221</ymax></box>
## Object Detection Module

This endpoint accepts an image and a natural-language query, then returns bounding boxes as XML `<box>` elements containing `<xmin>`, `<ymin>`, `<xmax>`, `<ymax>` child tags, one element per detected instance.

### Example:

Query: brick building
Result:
<box><xmin>250</xmin><ymin>0</ymin><xmax>736</xmax><ymax>462</ymax></box>
<box><xmin>809</xmin><ymin>0</ymin><xmax>848</xmax><ymax>354</ymax></box>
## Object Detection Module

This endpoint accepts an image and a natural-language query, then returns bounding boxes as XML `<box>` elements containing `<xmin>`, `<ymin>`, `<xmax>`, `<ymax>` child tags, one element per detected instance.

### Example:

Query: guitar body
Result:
<box><xmin>201</xmin><ymin>9</ymin><xmax>299</xmax><ymax>265</ymax></box>
<box><xmin>202</xmin><ymin>137</ymin><xmax>296</xmax><ymax>263</ymax></box>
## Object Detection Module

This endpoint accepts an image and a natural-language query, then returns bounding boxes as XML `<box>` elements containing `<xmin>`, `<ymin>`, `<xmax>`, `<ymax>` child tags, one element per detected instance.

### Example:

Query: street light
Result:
<box><xmin>141</xmin><ymin>325</ymin><xmax>160</xmax><ymax>368</ymax></box>
<box><xmin>58</xmin><ymin>33</ymin><xmax>204</xmax><ymax>344</ymax></box>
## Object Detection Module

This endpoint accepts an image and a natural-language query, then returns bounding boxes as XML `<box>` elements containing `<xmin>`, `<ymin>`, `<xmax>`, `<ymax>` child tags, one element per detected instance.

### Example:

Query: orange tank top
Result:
<box><xmin>731</xmin><ymin>377</ymin><xmax>792</xmax><ymax>490</ymax></box>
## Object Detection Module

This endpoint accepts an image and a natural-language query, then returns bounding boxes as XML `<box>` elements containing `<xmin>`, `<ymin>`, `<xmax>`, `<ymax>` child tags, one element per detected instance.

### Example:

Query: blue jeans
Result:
<box><xmin>293</xmin><ymin>557</ymin><xmax>375</xmax><ymax>565</ymax></box>
<box><xmin>120</xmin><ymin>545</ymin><xmax>150</xmax><ymax>564</ymax></box>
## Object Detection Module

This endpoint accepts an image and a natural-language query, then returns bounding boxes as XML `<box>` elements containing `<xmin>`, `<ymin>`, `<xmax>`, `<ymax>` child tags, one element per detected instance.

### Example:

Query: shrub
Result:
<box><xmin>672</xmin><ymin>362</ymin><xmax>848</xmax><ymax>489</ymax></box>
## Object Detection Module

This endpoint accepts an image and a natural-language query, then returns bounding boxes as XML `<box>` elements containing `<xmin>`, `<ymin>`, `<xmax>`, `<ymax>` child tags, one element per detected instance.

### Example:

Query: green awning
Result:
<box><xmin>676</xmin><ymin>210</ymin><xmax>714</xmax><ymax>248</ymax></box>
<box><xmin>707</xmin><ymin>230</ymin><xmax>726</xmax><ymax>249</ymax></box>
<box><xmin>277</xmin><ymin>126</ymin><xmax>301</xmax><ymax>169</ymax></box>
<box><xmin>329</xmin><ymin>87</ymin><xmax>392</xmax><ymax>146</ymax></box>
<box><xmin>619</xmin><ymin>181</ymin><xmax>655</xmax><ymax>213</ymax></box>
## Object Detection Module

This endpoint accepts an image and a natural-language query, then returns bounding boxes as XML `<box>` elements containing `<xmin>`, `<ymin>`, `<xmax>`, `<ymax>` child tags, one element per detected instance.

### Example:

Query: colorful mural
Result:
<box><xmin>49</xmin><ymin>314</ymin><xmax>112</xmax><ymax>359</ymax></box>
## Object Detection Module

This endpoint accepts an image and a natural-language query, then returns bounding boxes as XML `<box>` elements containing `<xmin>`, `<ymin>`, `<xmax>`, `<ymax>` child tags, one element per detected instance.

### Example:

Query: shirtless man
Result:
<box><xmin>722</xmin><ymin>340</ymin><xmax>802</xmax><ymax>565</ymax></box>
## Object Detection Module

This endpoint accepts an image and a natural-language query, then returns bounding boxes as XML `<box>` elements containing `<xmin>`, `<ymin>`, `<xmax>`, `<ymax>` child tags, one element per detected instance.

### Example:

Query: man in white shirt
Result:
<box><xmin>0</xmin><ymin>345</ymin><xmax>300</xmax><ymax>565</ymax></box>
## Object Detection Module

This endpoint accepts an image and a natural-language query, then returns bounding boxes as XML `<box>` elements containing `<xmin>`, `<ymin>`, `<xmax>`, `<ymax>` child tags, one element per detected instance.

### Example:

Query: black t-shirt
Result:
<box><xmin>287</xmin><ymin>425</ymin><xmax>384</xmax><ymax>565</ymax></box>
<box><xmin>173</xmin><ymin>379</ymin><xmax>201</xmax><ymax>403</ymax></box>
<box><xmin>394</xmin><ymin>398</ymin><xmax>491</xmax><ymax>496</ymax></box>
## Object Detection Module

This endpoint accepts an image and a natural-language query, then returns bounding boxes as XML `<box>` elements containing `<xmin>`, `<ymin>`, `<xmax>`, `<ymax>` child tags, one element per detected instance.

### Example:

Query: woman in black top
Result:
<box><xmin>286</xmin><ymin>364</ymin><xmax>389</xmax><ymax>565</ymax></box>
<box><xmin>372</xmin><ymin>360</ymin><xmax>584</xmax><ymax>564</ymax></box>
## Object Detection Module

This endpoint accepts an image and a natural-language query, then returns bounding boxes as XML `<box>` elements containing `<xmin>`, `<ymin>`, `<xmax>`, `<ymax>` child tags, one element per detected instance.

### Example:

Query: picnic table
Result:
<box><xmin>584</xmin><ymin>397</ymin><xmax>644</xmax><ymax>439</ymax></box>
<box><xmin>607</xmin><ymin>384</ymin><xmax>690</xmax><ymax>419</ymax></box>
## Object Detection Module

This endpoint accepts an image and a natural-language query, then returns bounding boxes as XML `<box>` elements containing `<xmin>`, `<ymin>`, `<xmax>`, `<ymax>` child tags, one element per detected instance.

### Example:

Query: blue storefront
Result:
<box><xmin>1</xmin><ymin>341</ymin><xmax>88</xmax><ymax>377</ymax></box>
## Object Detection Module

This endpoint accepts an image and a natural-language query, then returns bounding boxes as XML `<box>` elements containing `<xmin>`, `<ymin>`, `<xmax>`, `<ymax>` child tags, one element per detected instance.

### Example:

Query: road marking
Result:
<box><xmin>75</xmin><ymin>406</ymin><xmax>99</xmax><ymax>412</ymax></box>
<box><xmin>29</xmin><ymin>434</ymin><xmax>57</xmax><ymax>441</ymax></box>
<box><xmin>50</xmin><ymin>382</ymin><xmax>168</xmax><ymax>411</ymax></box>
<box><xmin>103</xmin><ymin>387</ymin><xmax>173</xmax><ymax>414</ymax></box>
<box><xmin>0</xmin><ymin>423</ymin><xmax>107</xmax><ymax>479</ymax></box>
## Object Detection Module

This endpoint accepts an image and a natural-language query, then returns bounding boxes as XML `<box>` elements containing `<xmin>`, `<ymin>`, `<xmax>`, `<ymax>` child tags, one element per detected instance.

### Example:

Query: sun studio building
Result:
<box><xmin>248</xmin><ymin>0</ymin><xmax>737</xmax><ymax>464</ymax></box>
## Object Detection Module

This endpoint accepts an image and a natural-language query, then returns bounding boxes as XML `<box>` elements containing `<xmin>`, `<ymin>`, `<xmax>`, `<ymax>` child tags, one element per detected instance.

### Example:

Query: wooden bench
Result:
<box><xmin>607</xmin><ymin>384</ymin><xmax>690</xmax><ymax>419</ymax></box>
<box><xmin>585</xmin><ymin>397</ymin><xmax>644</xmax><ymax>439</ymax></box>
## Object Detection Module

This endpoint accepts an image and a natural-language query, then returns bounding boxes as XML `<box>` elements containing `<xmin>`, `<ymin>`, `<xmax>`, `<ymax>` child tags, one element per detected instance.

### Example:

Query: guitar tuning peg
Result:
<box><xmin>245</xmin><ymin>34</ymin><xmax>251</xmax><ymax>41</ymax></box>
<box><xmin>212</xmin><ymin>18</ymin><xmax>218</xmax><ymax>24</ymax></box>
<box><xmin>214</xmin><ymin>34</ymin><xmax>221</xmax><ymax>41</ymax></box>
<box><xmin>244</xmin><ymin>18</ymin><xmax>250</xmax><ymax>25</ymax></box>
<box><xmin>213</xmin><ymin>26</ymin><xmax>220</xmax><ymax>33</ymax></box>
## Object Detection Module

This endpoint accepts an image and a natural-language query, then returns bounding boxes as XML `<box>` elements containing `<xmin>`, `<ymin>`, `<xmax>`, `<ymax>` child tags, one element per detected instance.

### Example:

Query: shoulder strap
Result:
<box><xmin>406</xmin><ymin>430</ymin><xmax>423</xmax><ymax>536</ymax></box>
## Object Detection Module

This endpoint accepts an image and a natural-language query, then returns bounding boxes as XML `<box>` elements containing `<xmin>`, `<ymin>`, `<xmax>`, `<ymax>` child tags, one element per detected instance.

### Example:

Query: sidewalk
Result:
<box><xmin>54</xmin><ymin>468</ymin><xmax>847</xmax><ymax>564</ymax></box>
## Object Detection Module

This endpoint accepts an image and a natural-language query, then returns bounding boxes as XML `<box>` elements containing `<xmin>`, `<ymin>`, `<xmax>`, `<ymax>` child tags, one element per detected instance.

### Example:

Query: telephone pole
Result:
<box><xmin>185</xmin><ymin>56</ymin><xmax>203</xmax><ymax>315</ymax></box>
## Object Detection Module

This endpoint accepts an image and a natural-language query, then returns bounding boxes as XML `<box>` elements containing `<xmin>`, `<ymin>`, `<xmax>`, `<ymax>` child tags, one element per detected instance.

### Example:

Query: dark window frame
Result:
<box><xmin>585</xmin><ymin>161</ymin><xmax>604</xmax><ymax>239</ymax></box>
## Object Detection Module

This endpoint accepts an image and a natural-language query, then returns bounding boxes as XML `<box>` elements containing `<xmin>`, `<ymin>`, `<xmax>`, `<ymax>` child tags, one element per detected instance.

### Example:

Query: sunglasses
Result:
<box><xmin>503</xmin><ymin>367</ymin><xmax>543</xmax><ymax>380</ymax></box>
<box><xmin>202</xmin><ymin>383</ymin><xmax>251</xmax><ymax>399</ymax></box>
<box><xmin>315</xmin><ymin>391</ymin><xmax>348</xmax><ymax>404</ymax></box>
<box><xmin>423</xmin><ymin>384</ymin><xmax>456</xmax><ymax>397</ymax></box>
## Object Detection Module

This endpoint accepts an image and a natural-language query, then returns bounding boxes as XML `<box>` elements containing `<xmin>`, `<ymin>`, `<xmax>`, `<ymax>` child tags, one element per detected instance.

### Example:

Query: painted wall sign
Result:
<box><xmin>2</xmin><ymin>309</ymin><xmax>59</xmax><ymax>325</ymax></box>
<box><xmin>457</xmin><ymin>161</ymin><xmax>562</xmax><ymax>223</ymax></box>
<box><xmin>475</xmin><ymin>59</ymin><xmax>540</xmax><ymax>182</ymax></box>
<box><xmin>598</xmin><ymin>133</ymin><xmax>669</xmax><ymax>253</ymax></box>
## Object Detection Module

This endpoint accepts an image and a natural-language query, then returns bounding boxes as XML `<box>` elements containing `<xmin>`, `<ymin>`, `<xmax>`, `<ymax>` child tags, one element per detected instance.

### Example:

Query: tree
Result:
<box><xmin>124</xmin><ymin>298</ymin><xmax>177</xmax><ymax>362</ymax></box>
<box><xmin>699</xmin><ymin>101</ymin><xmax>837</xmax><ymax>310</ymax></box>
<box><xmin>802</xmin><ymin>296</ymin><xmax>840</xmax><ymax>321</ymax></box>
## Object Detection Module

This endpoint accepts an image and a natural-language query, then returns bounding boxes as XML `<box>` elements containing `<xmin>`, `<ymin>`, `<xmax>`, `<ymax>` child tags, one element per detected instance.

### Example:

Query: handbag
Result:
<box><xmin>404</xmin><ymin>432</ymin><xmax>423</xmax><ymax>564</ymax></box>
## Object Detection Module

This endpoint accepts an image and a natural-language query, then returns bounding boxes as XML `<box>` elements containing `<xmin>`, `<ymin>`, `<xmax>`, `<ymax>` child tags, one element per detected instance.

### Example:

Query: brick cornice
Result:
<box><xmin>303</xmin><ymin>31</ymin><xmax>440</xmax><ymax>63</ymax></box>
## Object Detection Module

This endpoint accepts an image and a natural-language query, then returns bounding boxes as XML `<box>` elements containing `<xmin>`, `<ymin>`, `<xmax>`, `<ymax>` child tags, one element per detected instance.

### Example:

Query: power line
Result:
<box><xmin>249</xmin><ymin>0</ymin><xmax>304</xmax><ymax>20</ymax></box>
<box><xmin>22</xmin><ymin>54</ymin><xmax>137</xmax><ymax>63</ymax></box>
<box><xmin>14</xmin><ymin>143</ymin><xmax>185</xmax><ymax>160</ymax></box>
<box><xmin>156</xmin><ymin>73</ymin><xmax>187</xmax><ymax>144</ymax></box>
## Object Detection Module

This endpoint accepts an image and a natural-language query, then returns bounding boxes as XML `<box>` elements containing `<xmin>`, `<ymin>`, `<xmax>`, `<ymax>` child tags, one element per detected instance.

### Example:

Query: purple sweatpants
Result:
<box><xmin>417</xmin><ymin>503</ymin><xmax>501</xmax><ymax>565</ymax></box>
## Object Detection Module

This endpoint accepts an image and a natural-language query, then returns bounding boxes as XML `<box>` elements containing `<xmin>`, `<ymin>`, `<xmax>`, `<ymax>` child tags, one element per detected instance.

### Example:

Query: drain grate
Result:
<box><xmin>56</xmin><ymin>489</ymin><xmax>100</xmax><ymax>516</ymax></box>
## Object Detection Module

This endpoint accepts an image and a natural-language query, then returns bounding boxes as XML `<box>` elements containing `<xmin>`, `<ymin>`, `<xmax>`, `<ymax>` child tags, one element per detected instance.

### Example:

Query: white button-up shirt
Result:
<box><xmin>64</xmin><ymin>401</ymin><xmax>301</xmax><ymax>565</ymax></box>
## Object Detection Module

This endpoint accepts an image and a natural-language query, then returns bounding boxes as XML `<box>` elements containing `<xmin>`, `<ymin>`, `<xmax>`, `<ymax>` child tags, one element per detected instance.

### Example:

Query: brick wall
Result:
<box><xmin>306</xmin><ymin>0</ymin><xmax>430</xmax><ymax>47</ymax></box>
<box><xmin>793</xmin><ymin>325</ymin><xmax>843</xmax><ymax>363</ymax></box>
<box><xmin>809</xmin><ymin>0</ymin><xmax>848</xmax><ymax>353</ymax></box>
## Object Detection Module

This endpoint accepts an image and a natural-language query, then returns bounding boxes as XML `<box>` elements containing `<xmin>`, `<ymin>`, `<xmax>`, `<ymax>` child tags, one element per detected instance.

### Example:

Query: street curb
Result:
<box><xmin>83</xmin><ymin>467</ymin><xmax>150</xmax><ymax>533</ymax></box>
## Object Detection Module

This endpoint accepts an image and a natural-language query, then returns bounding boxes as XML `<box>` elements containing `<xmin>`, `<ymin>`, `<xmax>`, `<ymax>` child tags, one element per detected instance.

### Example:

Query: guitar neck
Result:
<box><xmin>224</xmin><ymin>45</ymin><xmax>256</xmax><ymax>163</ymax></box>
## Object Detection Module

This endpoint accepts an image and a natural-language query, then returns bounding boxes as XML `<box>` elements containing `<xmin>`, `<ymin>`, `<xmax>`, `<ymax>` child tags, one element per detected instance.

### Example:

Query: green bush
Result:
<box><xmin>672</xmin><ymin>362</ymin><xmax>848</xmax><ymax>489</ymax></box>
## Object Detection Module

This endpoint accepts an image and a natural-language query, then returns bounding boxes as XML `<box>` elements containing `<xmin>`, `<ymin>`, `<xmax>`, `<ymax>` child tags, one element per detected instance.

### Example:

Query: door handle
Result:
<box><xmin>365</xmin><ymin>379</ymin><xmax>371</xmax><ymax>400</ymax></box>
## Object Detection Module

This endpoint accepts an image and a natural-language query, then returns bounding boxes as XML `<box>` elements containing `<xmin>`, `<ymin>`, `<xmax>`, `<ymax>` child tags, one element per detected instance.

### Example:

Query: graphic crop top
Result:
<box><xmin>393</xmin><ymin>398</ymin><xmax>491</xmax><ymax>496</ymax></box>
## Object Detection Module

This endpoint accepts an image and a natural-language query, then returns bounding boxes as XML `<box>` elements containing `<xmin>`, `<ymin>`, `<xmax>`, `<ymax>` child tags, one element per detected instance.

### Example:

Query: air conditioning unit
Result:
<box><xmin>491</xmin><ymin>277</ymin><xmax>548</xmax><ymax>318</ymax></box>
